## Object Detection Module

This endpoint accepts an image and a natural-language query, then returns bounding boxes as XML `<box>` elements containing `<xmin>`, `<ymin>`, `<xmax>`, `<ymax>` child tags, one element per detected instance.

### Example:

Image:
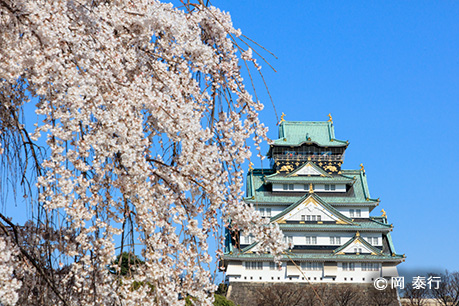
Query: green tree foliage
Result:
<box><xmin>185</xmin><ymin>294</ymin><xmax>236</xmax><ymax>306</ymax></box>
<box><xmin>109</xmin><ymin>252</ymin><xmax>144</xmax><ymax>276</ymax></box>
<box><xmin>213</xmin><ymin>294</ymin><xmax>236</xmax><ymax>306</ymax></box>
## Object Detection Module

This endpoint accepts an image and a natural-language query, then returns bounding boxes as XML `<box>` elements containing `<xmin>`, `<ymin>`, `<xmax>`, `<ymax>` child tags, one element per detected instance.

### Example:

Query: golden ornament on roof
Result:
<box><xmin>327</xmin><ymin>113</ymin><xmax>333</xmax><ymax>123</ymax></box>
<box><xmin>280</xmin><ymin>112</ymin><xmax>286</xmax><ymax>123</ymax></box>
<box><xmin>279</xmin><ymin>164</ymin><xmax>294</xmax><ymax>172</ymax></box>
<box><xmin>381</xmin><ymin>209</ymin><xmax>386</xmax><ymax>217</ymax></box>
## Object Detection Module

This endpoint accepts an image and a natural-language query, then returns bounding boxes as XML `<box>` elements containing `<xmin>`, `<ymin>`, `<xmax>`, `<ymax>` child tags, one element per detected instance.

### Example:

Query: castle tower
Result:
<box><xmin>221</xmin><ymin>119</ymin><xmax>404</xmax><ymax>286</ymax></box>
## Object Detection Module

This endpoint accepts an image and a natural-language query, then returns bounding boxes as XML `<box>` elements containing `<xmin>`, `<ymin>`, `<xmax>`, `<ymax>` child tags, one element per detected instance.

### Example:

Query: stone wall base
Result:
<box><xmin>227</xmin><ymin>282</ymin><xmax>400</xmax><ymax>306</ymax></box>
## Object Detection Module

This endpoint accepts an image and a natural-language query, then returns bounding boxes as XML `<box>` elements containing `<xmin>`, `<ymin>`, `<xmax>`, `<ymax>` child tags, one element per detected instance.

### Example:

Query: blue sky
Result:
<box><xmin>210</xmin><ymin>1</ymin><xmax>459</xmax><ymax>276</ymax></box>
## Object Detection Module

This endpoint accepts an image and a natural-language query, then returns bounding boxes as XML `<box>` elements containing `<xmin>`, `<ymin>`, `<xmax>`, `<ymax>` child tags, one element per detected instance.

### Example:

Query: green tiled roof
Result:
<box><xmin>222</xmin><ymin>253</ymin><xmax>404</xmax><ymax>262</ymax></box>
<box><xmin>272</xmin><ymin>121</ymin><xmax>348</xmax><ymax>147</ymax></box>
<box><xmin>278</xmin><ymin>220</ymin><xmax>392</xmax><ymax>232</ymax></box>
<box><xmin>245</xmin><ymin>168</ymin><xmax>378</xmax><ymax>206</ymax></box>
<box><xmin>386</xmin><ymin>232</ymin><xmax>398</xmax><ymax>255</ymax></box>
<box><xmin>370</xmin><ymin>216</ymin><xmax>388</xmax><ymax>224</ymax></box>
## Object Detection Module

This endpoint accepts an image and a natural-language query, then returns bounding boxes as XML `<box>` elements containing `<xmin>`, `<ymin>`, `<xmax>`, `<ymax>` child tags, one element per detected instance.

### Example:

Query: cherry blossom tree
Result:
<box><xmin>0</xmin><ymin>0</ymin><xmax>285</xmax><ymax>305</ymax></box>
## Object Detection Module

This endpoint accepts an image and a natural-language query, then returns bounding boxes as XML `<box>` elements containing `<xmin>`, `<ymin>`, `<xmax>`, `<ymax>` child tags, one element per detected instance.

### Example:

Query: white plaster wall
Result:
<box><xmin>314</xmin><ymin>184</ymin><xmax>346</xmax><ymax>192</ymax></box>
<box><xmin>255</xmin><ymin>206</ymin><xmax>288</xmax><ymax>218</ymax></box>
<box><xmin>241</xmin><ymin>231</ymin><xmax>358</xmax><ymax>247</ymax></box>
<box><xmin>242</xmin><ymin>231</ymin><xmax>383</xmax><ymax>248</ymax></box>
<box><xmin>281</xmin><ymin>232</ymin><xmax>354</xmax><ymax>247</ymax></box>
<box><xmin>336</xmin><ymin>207</ymin><xmax>370</xmax><ymax>218</ymax></box>
<box><xmin>226</xmin><ymin>261</ymin><xmax>383</xmax><ymax>283</ymax></box>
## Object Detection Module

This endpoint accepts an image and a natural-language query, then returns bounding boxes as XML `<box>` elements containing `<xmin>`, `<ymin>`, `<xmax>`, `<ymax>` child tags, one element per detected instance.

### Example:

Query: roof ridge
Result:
<box><xmin>270</xmin><ymin>193</ymin><xmax>354</xmax><ymax>224</ymax></box>
<box><xmin>333</xmin><ymin>232</ymin><xmax>383</xmax><ymax>255</ymax></box>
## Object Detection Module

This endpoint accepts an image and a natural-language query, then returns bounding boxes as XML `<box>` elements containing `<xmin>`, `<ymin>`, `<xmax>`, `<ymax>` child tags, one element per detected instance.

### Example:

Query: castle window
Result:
<box><xmin>350</xmin><ymin>209</ymin><xmax>355</xmax><ymax>217</ymax></box>
<box><xmin>244</xmin><ymin>261</ymin><xmax>263</xmax><ymax>270</ymax></box>
<box><xmin>367</xmin><ymin>237</ymin><xmax>378</xmax><ymax>245</ymax></box>
<box><xmin>244</xmin><ymin>234</ymin><xmax>254</xmax><ymax>244</ymax></box>
<box><xmin>306</xmin><ymin>236</ymin><xmax>317</xmax><ymax>245</ymax></box>
<box><xmin>306</xmin><ymin>215</ymin><xmax>321</xmax><ymax>221</ymax></box>
<box><xmin>342</xmin><ymin>262</ymin><xmax>355</xmax><ymax>271</ymax></box>
<box><xmin>284</xmin><ymin>235</ymin><xmax>293</xmax><ymax>247</ymax></box>
<box><xmin>283</xmin><ymin>184</ymin><xmax>294</xmax><ymax>191</ymax></box>
<box><xmin>301</xmin><ymin>262</ymin><xmax>323</xmax><ymax>271</ymax></box>
<box><xmin>301</xmin><ymin>215</ymin><xmax>305</xmax><ymax>221</ymax></box>
<box><xmin>362</xmin><ymin>263</ymin><xmax>379</xmax><ymax>271</ymax></box>
<box><xmin>356</xmin><ymin>209</ymin><xmax>361</xmax><ymax>217</ymax></box>
<box><xmin>266</xmin><ymin>208</ymin><xmax>272</xmax><ymax>218</ymax></box>
<box><xmin>259</xmin><ymin>208</ymin><xmax>265</xmax><ymax>217</ymax></box>
<box><xmin>330</xmin><ymin>236</ymin><xmax>341</xmax><ymax>245</ymax></box>
<box><xmin>269</xmin><ymin>262</ymin><xmax>277</xmax><ymax>270</ymax></box>
<box><xmin>325</xmin><ymin>184</ymin><xmax>336</xmax><ymax>191</ymax></box>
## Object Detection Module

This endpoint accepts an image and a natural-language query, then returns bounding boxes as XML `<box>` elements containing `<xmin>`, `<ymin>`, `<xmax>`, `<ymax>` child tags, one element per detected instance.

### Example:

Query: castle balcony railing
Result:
<box><xmin>270</xmin><ymin>153</ymin><xmax>345</xmax><ymax>167</ymax></box>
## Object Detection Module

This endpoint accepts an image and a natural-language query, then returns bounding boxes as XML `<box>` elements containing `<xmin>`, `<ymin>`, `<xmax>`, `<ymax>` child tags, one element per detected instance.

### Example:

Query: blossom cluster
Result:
<box><xmin>0</xmin><ymin>1</ymin><xmax>284</xmax><ymax>305</ymax></box>
<box><xmin>0</xmin><ymin>237</ymin><xmax>22</xmax><ymax>306</ymax></box>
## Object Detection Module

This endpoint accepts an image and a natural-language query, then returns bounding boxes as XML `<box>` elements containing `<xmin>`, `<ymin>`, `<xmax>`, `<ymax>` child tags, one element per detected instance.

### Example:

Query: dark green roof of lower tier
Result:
<box><xmin>222</xmin><ymin>253</ymin><xmax>404</xmax><ymax>262</ymax></box>
<box><xmin>246</xmin><ymin>168</ymin><xmax>378</xmax><ymax>205</ymax></box>
<box><xmin>272</xmin><ymin>121</ymin><xmax>348</xmax><ymax>147</ymax></box>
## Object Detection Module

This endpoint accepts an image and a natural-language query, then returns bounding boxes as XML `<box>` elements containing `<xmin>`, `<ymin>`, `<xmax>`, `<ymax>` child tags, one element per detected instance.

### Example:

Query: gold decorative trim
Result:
<box><xmin>280</xmin><ymin>112</ymin><xmax>286</xmax><ymax>123</ymax></box>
